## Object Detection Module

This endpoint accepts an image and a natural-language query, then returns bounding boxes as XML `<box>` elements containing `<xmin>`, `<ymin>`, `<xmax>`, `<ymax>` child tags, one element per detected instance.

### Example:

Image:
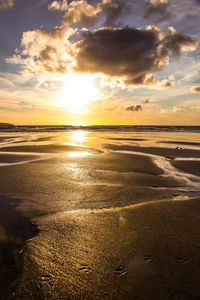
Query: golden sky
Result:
<box><xmin>0</xmin><ymin>0</ymin><xmax>200</xmax><ymax>125</ymax></box>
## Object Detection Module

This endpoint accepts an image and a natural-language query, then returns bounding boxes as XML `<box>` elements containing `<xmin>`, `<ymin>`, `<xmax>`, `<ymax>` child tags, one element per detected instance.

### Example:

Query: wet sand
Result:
<box><xmin>0</xmin><ymin>154</ymin><xmax>38</xmax><ymax>164</ymax></box>
<box><xmin>12</xmin><ymin>199</ymin><xmax>200</xmax><ymax>300</ymax></box>
<box><xmin>0</xmin><ymin>195</ymin><xmax>37</xmax><ymax>300</ymax></box>
<box><xmin>172</xmin><ymin>160</ymin><xmax>200</xmax><ymax>177</ymax></box>
<box><xmin>158</xmin><ymin>141</ymin><xmax>200</xmax><ymax>147</ymax></box>
<box><xmin>0</xmin><ymin>134</ymin><xmax>200</xmax><ymax>299</ymax></box>
<box><xmin>103</xmin><ymin>144</ymin><xmax>200</xmax><ymax>158</ymax></box>
<box><xmin>0</xmin><ymin>144</ymin><xmax>101</xmax><ymax>154</ymax></box>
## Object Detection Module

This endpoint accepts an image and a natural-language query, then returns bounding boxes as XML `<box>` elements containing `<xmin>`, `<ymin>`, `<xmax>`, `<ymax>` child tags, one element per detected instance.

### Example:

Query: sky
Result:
<box><xmin>0</xmin><ymin>0</ymin><xmax>200</xmax><ymax>125</ymax></box>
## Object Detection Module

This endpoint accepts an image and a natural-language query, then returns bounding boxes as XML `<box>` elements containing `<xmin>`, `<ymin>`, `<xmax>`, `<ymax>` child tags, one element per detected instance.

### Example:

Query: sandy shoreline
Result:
<box><xmin>0</xmin><ymin>138</ymin><xmax>200</xmax><ymax>299</ymax></box>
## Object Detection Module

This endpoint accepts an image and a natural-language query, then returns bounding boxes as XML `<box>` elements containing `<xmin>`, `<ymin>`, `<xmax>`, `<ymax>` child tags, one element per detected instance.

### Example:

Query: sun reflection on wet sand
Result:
<box><xmin>70</xmin><ymin>131</ymin><xmax>88</xmax><ymax>143</ymax></box>
<box><xmin>68</xmin><ymin>151</ymin><xmax>92</xmax><ymax>158</ymax></box>
<box><xmin>62</xmin><ymin>131</ymin><xmax>91</xmax><ymax>148</ymax></box>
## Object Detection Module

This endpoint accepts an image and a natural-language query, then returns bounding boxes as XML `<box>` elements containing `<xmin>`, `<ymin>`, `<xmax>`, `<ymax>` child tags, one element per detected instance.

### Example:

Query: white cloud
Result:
<box><xmin>7</xmin><ymin>26</ymin><xmax>74</xmax><ymax>77</ymax></box>
<box><xmin>48</xmin><ymin>0</ymin><xmax>68</xmax><ymax>11</ymax></box>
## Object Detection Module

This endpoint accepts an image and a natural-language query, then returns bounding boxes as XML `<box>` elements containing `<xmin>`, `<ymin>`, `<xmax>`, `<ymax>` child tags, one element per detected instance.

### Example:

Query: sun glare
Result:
<box><xmin>59</xmin><ymin>73</ymin><xmax>99</xmax><ymax>113</ymax></box>
<box><xmin>70</xmin><ymin>130</ymin><xmax>88</xmax><ymax>143</ymax></box>
<box><xmin>68</xmin><ymin>152</ymin><xmax>91</xmax><ymax>158</ymax></box>
<box><xmin>63</xmin><ymin>131</ymin><xmax>88</xmax><ymax>147</ymax></box>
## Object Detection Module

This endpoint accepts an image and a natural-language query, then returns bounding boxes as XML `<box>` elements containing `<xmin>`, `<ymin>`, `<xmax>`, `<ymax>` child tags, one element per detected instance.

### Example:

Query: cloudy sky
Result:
<box><xmin>0</xmin><ymin>0</ymin><xmax>200</xmax><ymax>125</ymax></box>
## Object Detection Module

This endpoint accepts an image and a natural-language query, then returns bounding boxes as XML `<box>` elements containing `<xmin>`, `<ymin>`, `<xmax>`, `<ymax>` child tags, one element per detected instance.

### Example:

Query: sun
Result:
<box><xmin>59</xmin><ymin>73</ymin><xmax>99</xmax><ymax>113</ymax></box>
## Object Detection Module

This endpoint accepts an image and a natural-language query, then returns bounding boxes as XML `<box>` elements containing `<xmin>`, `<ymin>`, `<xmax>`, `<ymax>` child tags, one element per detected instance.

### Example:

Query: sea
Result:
<box><xmin>1</xmin><ymin>125</ymin><xmax>200</xmax><ymax>132</ymax></box>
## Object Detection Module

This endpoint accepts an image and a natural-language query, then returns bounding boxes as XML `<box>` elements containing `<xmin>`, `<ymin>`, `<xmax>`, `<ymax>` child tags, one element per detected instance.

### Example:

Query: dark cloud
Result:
<box><xmin>74</xmin><ymin>27</ymin><xmax>162</xmax><ymax>80</ymax></box>
<box><xmin>191</xmin><ymin>85</ymin><xmax>200</xmax><ymax>93</ymax></box>
<box><xmin>102</xmin><ymin>0</ymin><xmax>132</xmax><ymax>26</ymax></box>
<box><xmin>162</xmin><ymin>27</ymin><xmax>198</xmax><ymax>57</ymax></box>
<box><xmin>126</xmin><ymin>105</ymin><xmax>142</xmax><ymax>111</ymax></box>
<box><xmin>73</xmin><ymin>26</ymin><xmax>197</xmax><ymax>87</ymax></box>
<box><xmin>124</xmin><ymin>73</ymin><xmax>157</xmax><ymax>86</ymax></box>
<box><xmin>144</xmin><ymin>0</ymin><xmax>171</xmax><ymax>23</ymax></box>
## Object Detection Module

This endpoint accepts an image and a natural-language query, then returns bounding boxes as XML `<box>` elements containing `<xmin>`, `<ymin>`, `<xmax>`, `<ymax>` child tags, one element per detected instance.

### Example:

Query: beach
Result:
<box><xmin>0</xmin><ymin>128</ymin><xmax>200</xmax><ymax>299</ymax></box>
